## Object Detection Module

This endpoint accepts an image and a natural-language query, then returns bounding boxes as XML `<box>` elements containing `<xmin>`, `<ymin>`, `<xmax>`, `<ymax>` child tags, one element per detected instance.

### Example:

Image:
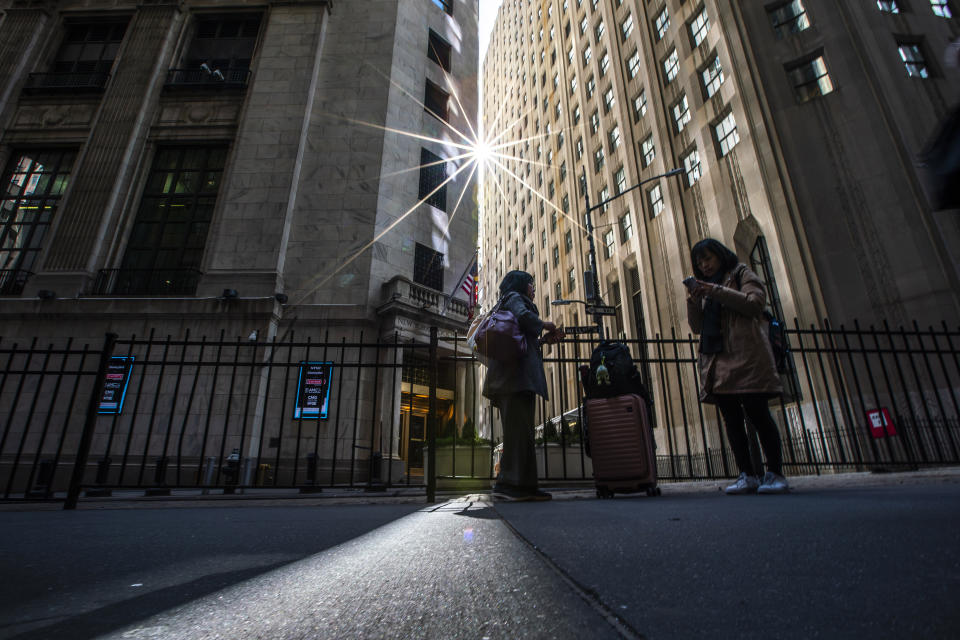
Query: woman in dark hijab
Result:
<box><xmin>482</xmin><ymin>270</ymin><xmax>563</xmax><ymax>501</ymax></box>
<box><xmin>685</xmin><ymin>239</ymin><xmax>788</xmax><ymax>495</ymax></box>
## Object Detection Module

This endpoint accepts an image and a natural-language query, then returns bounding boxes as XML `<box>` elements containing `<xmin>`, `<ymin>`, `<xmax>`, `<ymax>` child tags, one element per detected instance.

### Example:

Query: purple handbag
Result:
<box><xmin>469</xmin><ymin>299</ymin><xmax>528</xmax><ymax>363</ymax></box>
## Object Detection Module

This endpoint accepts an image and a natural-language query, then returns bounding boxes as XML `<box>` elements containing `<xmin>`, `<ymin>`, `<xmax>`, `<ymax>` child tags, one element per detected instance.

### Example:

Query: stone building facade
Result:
<box><xmin>0</xmin><ymin>0</ymin><xmax>480</xmax><ymax>486</ymax></box>
<box><xmin>481</xmin><ymin>0</ymin><xmax>959</xmax><ymax>443</ymax></box>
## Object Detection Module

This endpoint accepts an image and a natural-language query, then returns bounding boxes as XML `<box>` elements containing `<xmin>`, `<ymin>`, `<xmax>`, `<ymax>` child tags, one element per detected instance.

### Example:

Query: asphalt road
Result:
<box><xmin>1</xmin><ymin>473</ymin><xmax>958</xmax><ymax>639</ymax></box>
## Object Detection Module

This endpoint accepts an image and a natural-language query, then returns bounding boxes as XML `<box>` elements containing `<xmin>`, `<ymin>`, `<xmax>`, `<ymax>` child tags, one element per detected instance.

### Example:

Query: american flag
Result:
<box><xmin>461</xmin><ymin>261</ymin><xmax>478</xmax><ymax>303</ymax></box>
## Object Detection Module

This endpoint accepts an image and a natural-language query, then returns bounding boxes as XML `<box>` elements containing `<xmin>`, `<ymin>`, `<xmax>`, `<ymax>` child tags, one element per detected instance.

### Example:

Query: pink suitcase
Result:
<box><xmin>585</xmin><ymin>394</ymin><xmax>660</xmax><ymax>498</ymax></box>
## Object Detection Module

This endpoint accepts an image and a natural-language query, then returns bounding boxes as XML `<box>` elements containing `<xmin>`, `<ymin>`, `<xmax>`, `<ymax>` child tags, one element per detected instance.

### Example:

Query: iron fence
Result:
<box><xmin>1</xmin><ymin>320</ymin><xmax>959</xmax><ymax>506</ymax></box>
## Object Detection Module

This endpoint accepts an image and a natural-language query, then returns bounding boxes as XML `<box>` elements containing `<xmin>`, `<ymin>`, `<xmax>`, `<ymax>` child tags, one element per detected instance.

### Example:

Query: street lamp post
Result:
<box><xmin>575</xmin><ymin>167</ymin><xmax>685</xmax><ymax>341</ymax></box>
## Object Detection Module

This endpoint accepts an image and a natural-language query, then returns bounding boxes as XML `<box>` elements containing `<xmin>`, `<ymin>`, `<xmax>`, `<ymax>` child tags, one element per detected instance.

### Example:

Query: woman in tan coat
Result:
<box><xmin>686</xmin><ymin>239</ymin><xmax>789</xmax><ymax>495</ymax></box>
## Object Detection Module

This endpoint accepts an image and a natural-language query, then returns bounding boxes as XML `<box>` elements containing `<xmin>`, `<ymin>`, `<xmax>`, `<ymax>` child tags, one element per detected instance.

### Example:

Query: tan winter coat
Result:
<box><xmin>686</xmin><ymin>264</ymin><xmax>782</xmax><ymax>404</ymax></box>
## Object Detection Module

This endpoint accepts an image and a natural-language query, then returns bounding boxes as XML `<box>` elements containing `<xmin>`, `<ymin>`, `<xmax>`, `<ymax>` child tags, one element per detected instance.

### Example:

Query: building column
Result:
<box><xmin>30</xmin><ymin>2</ymin><xmax>183</xmax><ymax>296</ymax></box>
<box><xmin>196</xmin><ymin>1</ymin><xmax>332</xmax><ymax>298</ymax></box>
<box><xmin>0</xmin><ymin>1</ymin><xmax>55</xmax><ymax>133</ymax></box>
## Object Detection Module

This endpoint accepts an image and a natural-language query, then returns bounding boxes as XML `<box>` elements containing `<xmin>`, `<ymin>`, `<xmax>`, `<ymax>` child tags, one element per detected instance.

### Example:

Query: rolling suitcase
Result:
<box><xmin>585</xmin><ymin>394</ymin><xmax>660</xmax><ymax>498</ymax></box>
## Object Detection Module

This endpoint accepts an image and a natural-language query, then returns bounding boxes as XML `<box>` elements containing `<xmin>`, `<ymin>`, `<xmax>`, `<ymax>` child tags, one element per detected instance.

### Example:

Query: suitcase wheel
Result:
<box><xmin>596</xmin><ymin>486</ymin><xmax>614</xmax><ymax>499</ymax></box>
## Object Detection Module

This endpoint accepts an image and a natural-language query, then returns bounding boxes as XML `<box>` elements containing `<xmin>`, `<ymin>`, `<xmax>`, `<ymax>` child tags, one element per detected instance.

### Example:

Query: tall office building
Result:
<box><xmin>0</xmin><ymin>0</ymin><xmax>480</xmax><ymax>482</ymax></box>
<box><xmin>482</xmin><ymin>0</ymin><xmax>959</xmax><ymax>341</ymax></box>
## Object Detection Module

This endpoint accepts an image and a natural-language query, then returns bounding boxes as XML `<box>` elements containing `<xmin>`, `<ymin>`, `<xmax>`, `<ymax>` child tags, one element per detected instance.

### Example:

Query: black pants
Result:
<box><xmin>494</xmin><ymin>392</ymin><xmax>538</xmax><ymax>491</ymax></box>
<box><xmin>715</xmin><ymin>394</ymin><xmax>783</xmax><ymax>477</ymax></box>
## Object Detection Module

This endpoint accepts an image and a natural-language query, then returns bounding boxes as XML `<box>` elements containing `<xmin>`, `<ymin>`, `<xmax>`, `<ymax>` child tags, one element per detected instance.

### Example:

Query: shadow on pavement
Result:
<box><xmin>5</xmin><ymin>563</ymin><xmax>290</xmax><ymax>640</ymax></box>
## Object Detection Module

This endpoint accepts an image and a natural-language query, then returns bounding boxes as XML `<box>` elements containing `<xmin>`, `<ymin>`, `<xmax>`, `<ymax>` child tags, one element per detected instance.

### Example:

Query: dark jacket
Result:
<box><xmin>686</xmin><ymin>263</ymin><xmax>782</xmax><ymax>403</ymax></box>
<box><xmin>481</xmin><ymin>291</ymin><xmax>549</xmax><ymax>400</ymax></box>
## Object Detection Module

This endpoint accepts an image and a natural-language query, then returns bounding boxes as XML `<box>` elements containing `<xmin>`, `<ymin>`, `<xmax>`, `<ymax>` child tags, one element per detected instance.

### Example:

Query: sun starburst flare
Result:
<box><xmin>290</xmin><ymin>61</ymin><xmax>585</xmax><ymax>308</ymax></box>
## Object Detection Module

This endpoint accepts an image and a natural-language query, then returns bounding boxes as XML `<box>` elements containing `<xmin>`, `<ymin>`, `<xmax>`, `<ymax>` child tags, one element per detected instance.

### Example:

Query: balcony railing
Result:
<box><xmin>0</xmin><ymin>269</ymin><xmax>33</xmax><ymax>295</ymax></box>
<box><xmin>164</xmin><ymin>68</ymin><xmax>251</xmax><ymax>91</ymax></box>
<box><xmin>22</xmin><ymin>72</ymin><xmax>109</xmax><ymax>94</ymax></box>
<box><xmin>379</xmin><ymin>275</ymin><xmax>472</xmax><ymax>319</ymax></box>
<box><xmin>90</xmin><ymin>268</ymin><xmax>202</xmax><ymax>296</ymax></box>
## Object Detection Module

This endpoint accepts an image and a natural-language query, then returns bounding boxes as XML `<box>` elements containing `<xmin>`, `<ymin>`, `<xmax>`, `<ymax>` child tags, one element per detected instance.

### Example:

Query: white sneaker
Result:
<box><xmin>758</xmin><ymin>471</ymin><xmax>790</xmax><ymax>494</ymax></box>
<box><xmin>724</xmin><ymin>472</ymin><xmax>760</xmax><ymax>495</ymax></box>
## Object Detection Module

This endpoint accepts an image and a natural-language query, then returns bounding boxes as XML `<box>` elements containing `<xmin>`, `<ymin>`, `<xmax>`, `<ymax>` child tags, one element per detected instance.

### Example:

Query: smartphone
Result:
<box><xmin>682</xmin><ymin>276</ymin><xmax>698</xmax><ymax>291</ymax></box>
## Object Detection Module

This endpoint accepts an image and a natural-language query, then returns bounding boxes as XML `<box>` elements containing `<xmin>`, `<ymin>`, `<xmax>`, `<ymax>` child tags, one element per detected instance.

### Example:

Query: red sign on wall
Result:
<box><xmin>866</xmin><ymin>408</ymin><xmax>897</xmax><ymax>438</ymax></box>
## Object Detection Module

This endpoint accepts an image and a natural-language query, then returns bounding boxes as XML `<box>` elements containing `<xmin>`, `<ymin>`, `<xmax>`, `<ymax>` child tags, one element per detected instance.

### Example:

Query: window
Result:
<box><xmin>609</xmin><ymin>125</ymin><xmax>622</xmax><ymax>150</ymax></box>
<box><xmin>570</xmin><ymin>75</ymin><xmax>578</xmax><ymax>94</ymax></box>
<box><xmin>654</xmin><ymin>6</ymin><xmax>670</xmax><ymax>41</ymax></box>
<box><xmin>603</xmin><ymin>87</ymin><xmax>616</xmax><ymax>112</ymax></box>
<box><xmin>427</xmin><ymin>29</ymin><xmax>451</xmax><ymax>70</ymax></box>
<box><xmin>648</xmin><ymin>184</ymin><xmax>664</xmax><ymax>217</ymax></box>
<box><xmin>431</xmin><ymin>0</ymin><xmax>453</xmax><ymax>14</ymax></box>
<box><xmin>424</xmin><ymin>79</ymin><xmax>449</xmax><ymax>120</ymax></box>
<box><xmin>768</xmin><ymin>0</ymin><xmax>810</xmax><ymax>39</ymax></box>
<box><xmin>568</xmin><ymin>267</ymin><xmax>577</xmax><ymax>293</ymax></box>
<box><xmin>701</xmin><ymin>55</ymin><xmax>724</xmax><ymax>98</ymax></box>
<box><xmin>682</xmin><ymin>147</ymin><xmax>702</xmax><ymax>186</ymax></box>
<box><xmin>641</xmin><ymin>135</ymin><xmax>656</xmax><ymax>167</ymax></box>
<box><xmin>553</xmin><ymin>245</ymin><xmax>560</xmax><ymax>266</ymax></box>
<box><xmin>118</xmin><ymin>146</ymin><xmax>226</xmax><ymax>294</ymax></box>
<box><xmin>620</xmin><ymin>211</ymin><xmax>634</xmax><ymax>242</ymax></box>
<box><xmin>580</xmin><ymin>16</ymin><xmax>589</xmax><ymax>35</ymax></box>
<box><xmin>576</xmin><ymin>137</ymin><xmax>584</xmax><ymax>159</ymax></box>
<box><xmin>600</xmin><ymin>51</ymin><xmax>611</xmax><ymax>75</ymax></box>
<box><xmin>931</xmin><ymin>0</ymin><xmax>953</xmax><ymax>17</ymax></box>
<box><xmin>419</xmin><ymin>148</ymin><xmax>447</xmax><ymax>210</ymax></box>
<box><xmin>549</xmin><ymin>180</ymin><xmax>556</xmax><ymax>198</ymax></box>
<box><xmin>39</xmin><ymin>21</ymin><xmax>128</xmax><ymax>89</ymax></box>
<box><xmin>595</xmin><ymin>20</ymin><xmax>606</xmax><ymax>42</ymax></box>
<box><xmin>627</xmin><ymin>50</ymin><xmax>642</xmax><ymax>79</ymax></box>
<box><xmin>543</xmin><ymin>261</ymin><xmax>548</xmax><ymax>282</ymax></box>
<box><xmin>615</xmin><ymin>167</ymin><xmax>627</xmax><ymax>194</ymax></box>
<box><xmin>663</xmin><ymin>48</ymin><xmax>680</xmax><ymax>84</ymax></box>
<box><xmin>673</xmin><ymin>94</ymin><xmax>691</xmax><ymax>132</ymax></box>
<box><xmin>414</xmin><ymin>243</ymin><xmax>444</xmax><ymax>290</ymax></box>
<box><xmin>179</xmin><ymin>14</ymin><xmax>262</xmax><ymax>81</ymax></box>
<box><xmin>562</xmin><ymin>194</ymin><xmax>570</xmax><ymax>212</ymax></box>
<box><xmin>579</xmin><ymin>174</ymin><xmax>588</xmax><ymax>196</ymax></box>
<box><xmin>877</xmin><ymin>0</ymin><xmax>900</xmax><ymax>13</ymax></box>
<box><xmin>604</xmin><ymin>229</ymin><xmax>616</xmax><ymax>258</ymax></box>
<box><xmin>555</xmin><ymin>101</ymin><xmax>563</xmax><ymax>119</ymax></box>
<box><xmin>574</xmin><ymin>104</ymin><xmax>582</xmax><ymax>124</ymax></box>
<box><xmin>714</xmin><ymin>111</ymin><xmax>740</xmax><ymax>157</ymax></box>
<box><xmin>584</xmin><ymin>45</ymin><xmax>593</xmax><ymax>64</ymax></box>
<box><xmin>555</xmin><ymin>281</ymin><xmax>562</xmax><ymax>299</ymax></box>
<box><xmin>541</xmin><ymin>229</ymin><xmax>547</xmax><ymax>248</ymax></box>
<box><xmin>786</xmin><ymin>53</ymin><xmax>834</xmax><ymax>101</ymax></box>
<box><xmin>621</xmin><ymin>14</ymin><xmax>635</xmax><ymax>40</ymax></box>
<box><xmin>591</xmin><ymin>110</ymin><xmax>600</xmax><ymax>133</ymax></box>
<box><xmin>594</xmin><ymin>147</ymin><xmax>605</xmax><ymax>172</ymax></box>
<box><xmin>552</xmin><ymin>211</ymin><xmax>558</xmax><ymax>230</ymax></box>
<box><xmin>553</xmin><ymin>72</ymin><xmax>560</xmax><ymax>89</ymax></box>
<box><xmin>0</xmin><ymin>150</ymin><xmax>76</xmax><ymax>294</ymax></box>
<box><xmin>898</xmin><ymin>42</ymin><xmax>930</xmax><ymax>78</ymax></box>
<box><xmin>599</xmin><ymin>186</ymin><xmax>611</xmax><ymax>211</ymax></box>
<box><xmin>568</xmin><ymin>46</ymin><xmax>575</xmax><ymax>65</ymax></box>
<box><xmin>565</xmin><ymin>230</ymin><xmax>574</xmax><ymax>253</ymax></box>
<box><xmin>690</xmin><ymin>7</ymin><xmax>710</xmax><ymax>47</ymax></box>
<box><xmin>633</xmin><ymin>90</ymin><xmax>647</xmax><ymax>121</ymax></box>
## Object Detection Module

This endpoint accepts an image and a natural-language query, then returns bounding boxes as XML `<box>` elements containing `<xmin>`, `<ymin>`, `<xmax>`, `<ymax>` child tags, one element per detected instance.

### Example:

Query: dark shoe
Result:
<box><xmin>529</xmin><ymin>489</ymin><xmax>553</xmax><ymax>501</ymax></box>
<box><xmin>492</xmin><ymin>487</ymin><xmax>535</xmax><ymax>502</ymax></box>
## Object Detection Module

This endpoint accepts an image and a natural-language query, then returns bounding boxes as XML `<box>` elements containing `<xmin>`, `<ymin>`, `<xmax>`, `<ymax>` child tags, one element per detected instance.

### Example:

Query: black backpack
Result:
<box><xmin>735</xmin><ymin>270</ymin><xmax>791</xmax><ymax>374</ymax></box>
<box><xmin>583</xmin><ymin>341</ymin><xmax>653</xmax><ymax>403</ymax></box>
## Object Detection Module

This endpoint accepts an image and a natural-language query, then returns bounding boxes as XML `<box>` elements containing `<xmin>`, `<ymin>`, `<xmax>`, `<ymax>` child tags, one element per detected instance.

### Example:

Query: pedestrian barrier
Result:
<box><xmin>0</xmin><ymin>320</ymin><xmax>958</xmax><ymax>505</ymax></box>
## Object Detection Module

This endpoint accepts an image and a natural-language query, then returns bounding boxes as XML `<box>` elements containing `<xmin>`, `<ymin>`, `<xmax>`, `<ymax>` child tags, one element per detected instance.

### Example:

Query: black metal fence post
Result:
<box><xmin>64</xmin><ymin>332</ymin><xmax>117</xmax><ymax>510</ymax></box>
<box><xmin>426</xmin><ymin>326</ymin><xmax>438</xmax><ymax>503</ymax></box>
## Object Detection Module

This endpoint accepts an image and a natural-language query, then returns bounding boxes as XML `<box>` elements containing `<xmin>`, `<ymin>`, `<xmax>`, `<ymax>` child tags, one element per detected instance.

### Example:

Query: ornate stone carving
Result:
<box><xmin>13</xmin><ymin>103</ymin><xmax>95</xmax><ymax>129</ymax></box>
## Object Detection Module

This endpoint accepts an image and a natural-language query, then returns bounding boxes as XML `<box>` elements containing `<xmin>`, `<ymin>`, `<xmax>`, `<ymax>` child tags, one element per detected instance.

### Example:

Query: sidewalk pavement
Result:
<box><xmin>1</xmin><ymin>468</ymin><xmax>958</xmax><ymax>639</ymax></box>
